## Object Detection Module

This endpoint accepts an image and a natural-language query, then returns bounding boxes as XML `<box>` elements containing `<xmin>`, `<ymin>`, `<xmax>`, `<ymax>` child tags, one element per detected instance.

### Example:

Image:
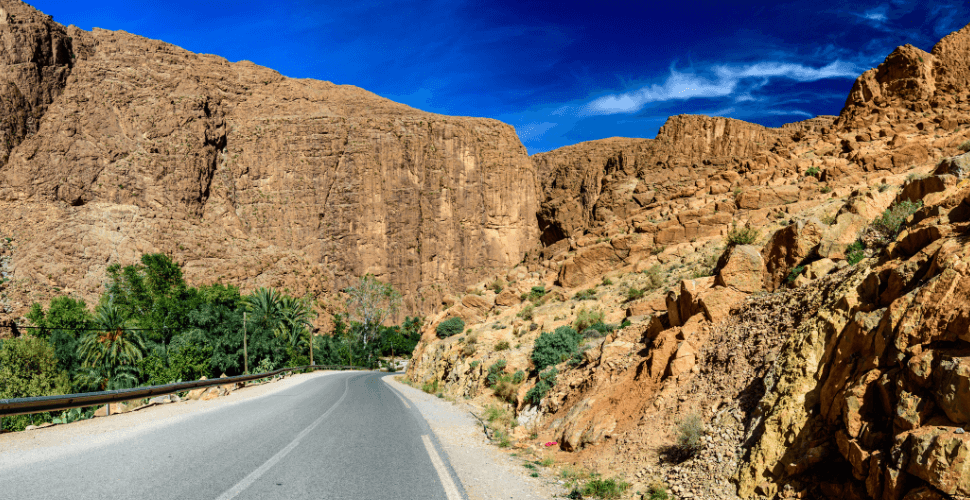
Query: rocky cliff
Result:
<box><xmin>0</xmin><ymin>0</ymin><xmax>537</xmax><ymax>318</ymax></box>
<box><xmin>407</xmin><ymin>19</ymin><xmax>970</xmax><ymax>500</ymax></box>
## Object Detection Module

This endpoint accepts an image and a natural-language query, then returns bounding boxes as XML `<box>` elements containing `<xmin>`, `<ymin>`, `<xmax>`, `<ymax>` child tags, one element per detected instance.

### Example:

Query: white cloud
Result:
<box><xmin>862</xmin><ymin>10</ymin><xmax>888</xmax><ymax>22</ymax></box>
<box><xmin>580</xmin><ymin>61</ymin><xmax>860</xmax><ymax>116</ymax></box>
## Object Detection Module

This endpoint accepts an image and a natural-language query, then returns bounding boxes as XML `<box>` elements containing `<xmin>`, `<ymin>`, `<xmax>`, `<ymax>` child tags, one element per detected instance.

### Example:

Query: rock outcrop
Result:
<box><xmin>0</xmin><ymin>0</ymin><xmax>538</xmax><ymax>317</ymax></box>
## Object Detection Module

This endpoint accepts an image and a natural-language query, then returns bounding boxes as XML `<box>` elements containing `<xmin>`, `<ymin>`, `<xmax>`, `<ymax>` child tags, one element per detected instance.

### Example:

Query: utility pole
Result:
<box><xmin>243</xmin><ymin>312</ymin><xmax>248</xmax><ymax>374</ymax></box>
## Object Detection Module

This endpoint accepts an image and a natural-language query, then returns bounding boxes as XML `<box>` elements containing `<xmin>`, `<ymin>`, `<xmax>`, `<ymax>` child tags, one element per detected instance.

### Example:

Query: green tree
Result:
<box><xmin>0</xmin><ymin>336</ymin><xmax>71</xmax><ymax>431</ymax></box>
<box><xmin>25</xmin><ymin>296</ymin><xmax>93</xmax><ymax>391</ymax></box>
<box><xmin>76</xmin><ymin>300</ymin><xmax>146</xmax><ymax>390</ymax></box>
<box><xmin>344</xmin><ymin>275</ymin><xmax>401</xmax><ymax>346</ymax></box>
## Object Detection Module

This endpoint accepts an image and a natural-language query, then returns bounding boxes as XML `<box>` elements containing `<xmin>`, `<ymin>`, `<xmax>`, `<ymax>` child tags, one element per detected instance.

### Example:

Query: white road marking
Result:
<box><xmin>214</xmin><ymin>375</ymin><xmax>352</xmax><ymax>500</ymax></box>
<box><xmin>422</xmin><ymin>434</ymin><xmax>462</xmax><ymax>500</ymax></box>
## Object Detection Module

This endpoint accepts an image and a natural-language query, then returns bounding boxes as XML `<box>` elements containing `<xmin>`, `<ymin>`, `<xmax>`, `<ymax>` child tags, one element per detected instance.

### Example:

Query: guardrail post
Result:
<box><xmin>106</xmin><ymin>403</ymin><xmax>110</xmax><ymax>416</ymax></box>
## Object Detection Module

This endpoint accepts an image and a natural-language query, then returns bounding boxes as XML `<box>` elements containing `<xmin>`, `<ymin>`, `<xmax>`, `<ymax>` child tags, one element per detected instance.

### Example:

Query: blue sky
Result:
<box><xmin>30</xmin><ymin>0</ymin><xmax>970</xmax><ymax>154</ymax></box>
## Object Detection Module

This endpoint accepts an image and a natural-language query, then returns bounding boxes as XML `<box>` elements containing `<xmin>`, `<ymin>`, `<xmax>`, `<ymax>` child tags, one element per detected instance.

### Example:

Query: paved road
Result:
<box><xmin>0</xmin><ymin>372</ymin><xmax>467</xmax><ymax>500</ymax></box>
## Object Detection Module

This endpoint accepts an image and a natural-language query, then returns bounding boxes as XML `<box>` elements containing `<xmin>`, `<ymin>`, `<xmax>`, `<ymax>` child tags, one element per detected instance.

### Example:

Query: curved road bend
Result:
<box><xmin>0</xmin><ymin>372</ymin><xmax>467</xmax><ymax>500</ymax></box>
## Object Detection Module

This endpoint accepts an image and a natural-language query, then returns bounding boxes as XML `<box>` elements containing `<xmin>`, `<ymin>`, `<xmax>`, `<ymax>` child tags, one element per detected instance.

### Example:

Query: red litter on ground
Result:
<box><xmin>544</xmin><ymin>441</ymin><xmax>557</xmax><ymax>447</ymax></box>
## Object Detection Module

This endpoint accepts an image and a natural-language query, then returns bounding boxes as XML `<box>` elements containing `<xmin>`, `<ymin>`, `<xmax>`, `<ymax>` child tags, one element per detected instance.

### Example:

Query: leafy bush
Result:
<box><xmin>573</xmin><ymin>307</ymin><xmax>605</xmax><ymax>332</ymax></box>
<box><xmin>531</xmin><ymin>326</ymin><xmax>581</xmax><ymax>372</ymax></box>
<box><xmin>804</xmin><ymin>166</ymin><xmax>821</xmax><ymax>178</ymax></box>
<box><xmin>626</xmin><ymin>287</ymin><xmax>645</xmax><ymax>301</ymax></box>
<box><xmin>820</xmin><ymin>185</ymin><xmax>833</xmax><ymax>194</ymax></box>
<box><xmin>573</xmin><ymin>289</ymin><xmax>597</xmax><ymax>301</ymax></box>
<box><xmin>582</xmin><ymin>322</ymin><xmax>614</xmax><ymax>339</ymax></box>
<box><xmin>511</xmin><ymin>370</ymin><xmax>525</xmax><ymax>384</ymax></box>
<box><xmin>421</xmin><ymin>379</ymin><xmax>439</xmax><ymax>394</ymax></box>
<box><xmin>726</xmin><ymin>223</ymin><xmax>759</xmax><ymax>246</ymax></box>
<box><xmin>495</xmin><ymin>340</ymin><xmax>510</xmax><ymax>351</ymax></box>
<box><xmin>846</xmin><ymin>240</ymin><xmax>866</xmax><ymax>265</ymax></box>
<box><xmin>469</xmin><ymin>360</ymin><xmax>480</xmax><ymax>369</ymax></box>
<box><xmin>579</xmin><ymin>478</ymin><xmax>630</xmax><ymax>499</ymax></box>
<box><xmin>644</xmin><ymin>265</ymin><xmax>664</xmax><ymax>289</ymax></box>
<box><xmin>872</xmin><ymin>200</ymin><xmax>923</xmax><ymax>239</ymax></box>
<box><xmin>786</xmin><ymin>265</ymin><xmax>806</xmax><ymax>284</ymax></box>
<box><xmin>517</xmin><ymin>304</ymin><xmax>535</xmax><ymax>321</ymax></box>
<box><xmin>487</xmin><ymin>359</ymin><xmax>508</xmax><ymax>387</ymax></box>
<box><xmin>436</xmin><ymin>317</ymin><xmax>465</xmax><ymax>338</ymax></box>
<box><xmin>601</xmin><ymin>277</ymin><xmax>613</xmax><ymax>286</ymax></box>
<box><xmin>528</xmin><ymin>286</ymin><xmax>547</xmax><ymax>302</ymax></box>
<box><xmin>670</xmin><ymin>413</ymin><xmax>704</xmax><ymax>461</ymax></box>
<box><xmin>488</xmin><ymin>279</ymin><xmax>505</xmax><ymax>294</ymax></box>
<box><xmin>0</xmin><ymin>336</ymin><xmax>71</xmax><ymax>432</ymax></box>
<box><xmin>525</xmin><ymin>367</ymin><xmax>558</xmax><ymax>404</ymax></box>
<box><xmin>646</xmin><ymin>483</ymin><xmax>670</xmax><ymax>500</ymax></box>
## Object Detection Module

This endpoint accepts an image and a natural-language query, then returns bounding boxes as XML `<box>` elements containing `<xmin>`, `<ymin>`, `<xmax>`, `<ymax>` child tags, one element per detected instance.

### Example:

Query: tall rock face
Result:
<box><xmin>533</xmin><ymin>115</ymin><xmax>830</xmax><ymax>248</ymax></box>
<box><xmin>0</xmin><ymin>1</ymin><xmax>537</xmax><ymax>316</ymax></box>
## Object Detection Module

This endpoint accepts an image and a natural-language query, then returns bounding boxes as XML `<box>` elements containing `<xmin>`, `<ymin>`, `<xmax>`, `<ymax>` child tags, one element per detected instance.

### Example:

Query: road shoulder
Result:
<box><xmin>384</xmin><ymin>375</ymin><xmax>565</xmax><ymax>500</ymax></box>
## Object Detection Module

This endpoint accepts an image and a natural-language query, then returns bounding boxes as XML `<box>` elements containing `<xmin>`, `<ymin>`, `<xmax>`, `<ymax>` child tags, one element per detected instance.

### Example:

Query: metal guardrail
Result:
<box><xmin>0</xmin><ymin>364</ymin><xmax>373</xmax><ymax>418</ymax></box>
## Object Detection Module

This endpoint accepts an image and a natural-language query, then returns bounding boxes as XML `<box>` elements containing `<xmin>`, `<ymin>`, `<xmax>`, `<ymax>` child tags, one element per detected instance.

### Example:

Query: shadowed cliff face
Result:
<box><xmin>0</xmin><ymin>1</ymin><xmax>538</xmax><ymax>317</ymax></box>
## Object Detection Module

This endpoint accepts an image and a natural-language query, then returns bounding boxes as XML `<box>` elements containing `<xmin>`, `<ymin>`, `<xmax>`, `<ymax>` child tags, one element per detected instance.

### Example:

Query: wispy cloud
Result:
<box><xmin>861</xmin><ymin>9</ymin><xmax>888</xmax><ymax>22</ymax></box>
<box><xmin>516</xmin><ymin>122</ymin><xmax>557</xmax><ymax>142</ymax></box>
<box><xmin>580</xmin><ymin>61</ymin><xmax>860</xmax><ymax>116</ymax></box>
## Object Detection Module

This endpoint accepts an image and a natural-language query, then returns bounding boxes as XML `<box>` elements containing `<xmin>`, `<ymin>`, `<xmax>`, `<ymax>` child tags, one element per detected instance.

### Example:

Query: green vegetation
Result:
<box><xmin>668</xmin><ymin>413</ymin><xmax>704</xmax><ymax>461</ymax></box>
<box><xmin>527</xmin><ymin>286</ymin><xmax>547</xmax><ymax>302</ymax></box>
<box><xmin>960</xmin><ymin>140</ymin><xmax>970</xmax><ymax>152</ymax></box>
<box><xmin>10</xmin><ymin>253</ymin><xmax>424</xmax><ymax>433</ymax></box>
<box><xmin>531</xmin><ymin>326</ymin><xmax>581</xmax><ymax>372</ymax></box>
<box><xmin>872</xmin><ymin>200</ymin><xmax>923</xmax><ymax>239</ymax></box>
<box><xmin>486</xmin><ymin>359</ymin><xmax>508</xmax><ymax>387</ymax></box>
<box><xmin>488</xmin><ymin>278</ymin><xmax>505</xmax><ymax>294</ymax></box>
<box><xmin>517</xmin><ymin>304</ymin><xmax>535</xmax><ymax>321</ymax></box>
<box><xmin>436</xmin><ymin>317</ymin><xmax>465</xmax><ymax>338</ymax></box>
<box><xmin>573</xmin><ymin>307</ymin><xmax>604</xmax><ymax>332</ymax></box>
<box><xmin>495</xmin><ymin>340</ymin><xmax>510</xmax><ymax>351</ymax></box>
<box><xmin>726</xmin><ymin>222</ymin><xmax>759</xmax><ymax>246</ymax></box>
<box><xmin>525</xmin><ymin>367</ymin><xmax>558</xmax><ymax>404</ymax></box>
<box><xmin>573</xmin><ymin>289</ymin><xmax>597</xmax><ymax>301</ymax></box>
<box><xmin>600</xmin><ymin>277</ymin><xmax>613</xmax><ymax>286</ymax></box>
<box><xmin>786</xmin><ymin>265</ymin><xmax>806</xmax><ymax>284</ymax></box>
<box><xmin>626</xmin><ymin>287</ymin><xmax>645</xmax><ymax>302</ymax></box>
<box><xmin>646</xmin><ymin>483</ymin><xmax>670</xmax><ymax>500</ymax></box>
<box><xmin>643</xmin><ymin>265</ymin><xmax>664</xmax><ymax>289</ymax></box>
<box><xmin>575</xmin><ymin>478</ymin><xmax>630</xmax><ymax>499</ymax></box>
<box><xmin>804</xmin><ymin>166</ymin><xmax>821</xmax><ymax>178</ymax></box>
<box><xmin>846</xmin><ymin>240</ymin><xmax>866</xmax><ymax>265</ymax></box>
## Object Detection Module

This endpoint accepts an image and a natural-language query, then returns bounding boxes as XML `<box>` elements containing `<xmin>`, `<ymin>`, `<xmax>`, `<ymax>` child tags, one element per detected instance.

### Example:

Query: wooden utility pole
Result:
<box><xmin>243</xmin><ymin>312</ymin><xmax>248</xmax><ymax>374</ymax></box>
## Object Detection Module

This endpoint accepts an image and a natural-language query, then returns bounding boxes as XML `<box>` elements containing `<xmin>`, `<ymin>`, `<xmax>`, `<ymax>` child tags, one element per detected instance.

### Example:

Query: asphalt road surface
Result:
<box><xmin>0</xmin><ymin>371</ymin><xmax>467</xmax><ymax>500</ymax></box>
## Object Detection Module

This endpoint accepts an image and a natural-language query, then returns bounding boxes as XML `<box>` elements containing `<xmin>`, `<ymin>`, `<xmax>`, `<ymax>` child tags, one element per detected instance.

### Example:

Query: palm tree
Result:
<box><xmin>247</xmin><ymin>287</ymin><xmax>282</xmax><ymax>331</ymax></box>
<box><xmin>76</xmin><ymin>300</ymin><xmax>145</xmax><ymax>391</ymax></box>
<box><xmin>274</xmin><ymin>296</ymin><xmax>313</xmax><ymax>351</ymax></box>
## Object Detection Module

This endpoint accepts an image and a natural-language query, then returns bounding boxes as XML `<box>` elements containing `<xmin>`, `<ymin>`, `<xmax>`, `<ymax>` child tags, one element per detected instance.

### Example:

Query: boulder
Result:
<box><xmin>761</xmin><ymin>219</ymin><xmax>825</xmax><ymax>291</ymax></box>
<box><xmin>461</xmin><ymin>293</ymin><xmax>494</xmax><ymax>315</ymax></box>
<box><xmin>805</xmin><ymin>258</ymin><xmax>837</xmax><ymax>280</ymax></box>
<box><xmin>934</xmin><ymin>152</ymin><xmax>970</xmax><ymax>179</ymax></box>
<box><xmin>736</xmin><ymin>185</ymin><xmax>801</xmax><ymax>210</ymax></box>
<box><xmin>556</xmin><ymin>243</ymin><xmax>621</xmax><ymax>288</ymax></box>
<box><xmin>94</xmin><ymin>403</ymin><xmax>126</xmax><ymax>417</ymax></box>
<box><xmin>818</xmin><ymin>213</ymin><xmax>867</xmax><ymax>260</ymax></box>
<box><xmin>494</xmin><ymin>289</ymin><xmax>521</xmax><ymax>307</ymax></box>
<box><xmin>666</xmin><ymin>341</ymin><xmax>698</xmax><ymax>378</ymax></box>
<box><xmin>934</xmin><ymin>354</ymin><xmax>970</xmax><ymax>424</ymax></box>
<box><xmin>714</xmin><ymin>244</ymin><xmax>765</xmax><ymax>293</ymax></box>
<box><xmin>901</xmin><ymin>426</ymin><xmax>970</xmax><ymax>496</ymax></box>
<box><xmin>697</xmin><ymin>287</ymin><xmax>747</xmax><ymax>324</ymax></box>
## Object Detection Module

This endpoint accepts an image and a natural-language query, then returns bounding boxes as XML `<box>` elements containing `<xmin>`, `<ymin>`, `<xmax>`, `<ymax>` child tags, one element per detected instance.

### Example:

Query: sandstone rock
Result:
<box><xmin>94</xmin><ymin>403</ymin><xmax>125</xmax><ymax>417</ymax></box>
<box><xmin>0</xmin><ymin>1</ymin><xmax>539</xmax><ymax>317</ymax></box>
<box><xmin>494</xmin><ymin>289</ymin><xmax>520</xmax><ymax>307</ymax></box>
<box><xmin>934</xmin><ymin>354</ymin><xmax>970</xmax><ymax>424</ymax></box>
<box><xmin>934</xmin><ymin>152</ymin><xmax>970</xmax><ymax>179</ymax></box>
<box><xmin>713</xmin><ymin>244</ymin><xmax>764</xmax><ymax>293</ymax></box>
<box><xmin>901</xmin><ymin>487</ymin><xmax>945</xmax><ymax>500</ymax></box>
<box><xmin>556</xmin><ymin>243</ymin><xmax>621</xmax><ymax>288</ymax></box>
<box><xmin>761</xmin><ymin>218</ymin><xmax>825</xmax><ymax>291</ymax></box>
<box><xmin>818</xmin><ymin>213</ymin><xmax>867</xmax><ymax>260</ymax></box>
<box><xmin>697</xmin><ymin>287</ymin><xmax>746</xmax><ymax>324</ymax></box>
<box><xmin>461</xmin><ymin>294</ymin><xmax>494</xmax><ymax>316</ymax></box>
<box><xmin>666</xmin><ymin>341</ymin><xmax>697</xmax><ymax>378</ymax></box>
<box><xmin>805</xmin><ymin>258</ymin><xmax>837</xmax><ymax>280</ymax></box>
<box><xmin>901</xmin><ymin>426</ymin><xmax>970</xmax><ymax>496</ymax></box>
